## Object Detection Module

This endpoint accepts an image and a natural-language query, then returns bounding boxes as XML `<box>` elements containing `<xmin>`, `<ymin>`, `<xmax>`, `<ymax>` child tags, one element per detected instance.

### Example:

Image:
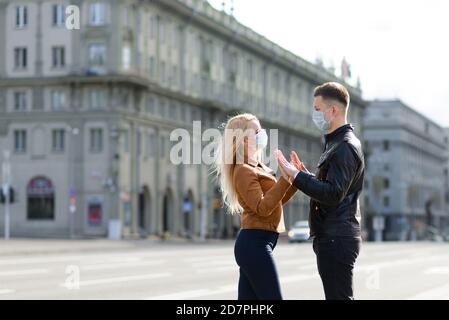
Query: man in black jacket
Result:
<box><xmin>275</xmin><ymin>82</ymin><xmax>365</xmax><ymax>300</ymax></box>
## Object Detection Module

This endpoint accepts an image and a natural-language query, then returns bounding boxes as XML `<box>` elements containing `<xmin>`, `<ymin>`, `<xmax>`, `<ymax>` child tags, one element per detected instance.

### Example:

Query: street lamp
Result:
<box><xmin>67</xmin><ymin>125</ymin><xmax>80</xmax><ymax>239</ymax></box>
<box><xmin>2</xmin><ymin>150</ymin><xmax>11</xmax><ymax>240</ymax></box>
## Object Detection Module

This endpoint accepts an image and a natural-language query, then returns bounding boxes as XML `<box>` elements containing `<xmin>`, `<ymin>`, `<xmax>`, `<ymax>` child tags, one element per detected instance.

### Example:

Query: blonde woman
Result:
<box><xmin>213</xmin><ymin>113</ymin><xmax>297</xmax><ymax>300</ymax></box>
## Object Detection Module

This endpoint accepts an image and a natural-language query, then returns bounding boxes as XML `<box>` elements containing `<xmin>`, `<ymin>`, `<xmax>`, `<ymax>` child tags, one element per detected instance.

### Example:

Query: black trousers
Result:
<box><xmin>234</xmin><ymin>229</ymin><xmax>282</xmax><ymax>300</ymax></box>
<box><xmin>313</xmin><ymin>236</ymin><xmax>361</xmax><ymax>300</ymax></box>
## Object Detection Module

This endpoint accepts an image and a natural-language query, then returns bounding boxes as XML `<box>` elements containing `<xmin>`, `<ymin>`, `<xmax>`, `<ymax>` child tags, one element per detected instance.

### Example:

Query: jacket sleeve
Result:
<box><xmin>292</xmin><ymin>143</ymin><xmax>359</xmax><ymax>207</ymax></box>
<box><xmin>282</xmin><ymin>185</ymin><xmax>298</xmax><ymax>205</ymax></box>
<box><xmin>234</xmin><ymin>165</ymin><xmax>292</xmax><ymax>217</ymax></box>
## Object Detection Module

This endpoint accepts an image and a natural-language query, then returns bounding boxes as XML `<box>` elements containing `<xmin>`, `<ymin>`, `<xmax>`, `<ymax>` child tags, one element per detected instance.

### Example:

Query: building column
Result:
<box><xmin>129</xmin><ymin>120</ymin><xmax>140</xmax><ymax>238</ymax></box>
<box><xmin>35</xmin><ymin>0</ymin><xmax>43</xmax><ymax>76</ymax></box>
<box><xmin>108</xmin><ymin>0</ymin><xmax>121</xmax><ymax>73</ymax></box>
<box><xmin>70</xmin><ymin>0</ymin><xmax>82</xmax><ymax>74</ymax></box>
<box><xmin>68</xmin><ymin>119</ymin><xmax>85</xmax><ymax>238</ymax></box>
<box><xmin>0</xmin><ymin>2</ymin><xmax>7</xmax><ymax>78</ymax></box>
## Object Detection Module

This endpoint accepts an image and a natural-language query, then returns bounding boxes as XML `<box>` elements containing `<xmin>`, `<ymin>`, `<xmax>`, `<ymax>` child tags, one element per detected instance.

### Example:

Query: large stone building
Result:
<box><xmin>364</xmin><ymin>100</ymin><xmax>448</xmax><ymax>241</ymax></box>
<box><xmin>0</xmin><ymin>0</ymin><xmax>366</xmax><ymax>239</ymax></box>
<box><xmin>445</xmin><ymin>128</ymin><xmax>449</xmax><ymax>225</ymax></box>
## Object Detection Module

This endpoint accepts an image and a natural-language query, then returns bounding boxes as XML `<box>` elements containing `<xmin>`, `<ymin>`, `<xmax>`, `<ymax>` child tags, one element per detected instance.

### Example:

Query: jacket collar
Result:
<box><xmin>324</xmin><ymin>123</ymin><xmax>354</xmax><ymax>144</ymax></box>
<box><xmin>243</xmin><ymin>154</ymin><xmax>276</xmax><ymax>176</ymax></box>
<box><xmin>243</xmin><ymin>153</ymin><xmax>259</xmax><ymax>167</ymax></box>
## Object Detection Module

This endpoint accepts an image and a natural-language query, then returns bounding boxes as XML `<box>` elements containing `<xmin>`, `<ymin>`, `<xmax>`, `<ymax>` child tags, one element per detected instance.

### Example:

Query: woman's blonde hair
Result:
<box><xmin>211</xmin><ymin>113</ymin><xmax>261</xmax><ymax>215</ymax></box>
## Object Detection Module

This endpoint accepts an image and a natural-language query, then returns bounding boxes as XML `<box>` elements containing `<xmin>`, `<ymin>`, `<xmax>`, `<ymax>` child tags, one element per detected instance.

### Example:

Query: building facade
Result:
<box><xmin>444</xmin><ymin>128</ymin><xmax>449</xmax><ymax>227</ymax></box>
<box><xmin>0</xmin><ymin>0</ymin><xmax>366</xmax><ymax>239</ymax></box>
<box><xmin>364</xmin><ymin>100</ymin><xmax>448</xmax><ymax>241</ymax></box>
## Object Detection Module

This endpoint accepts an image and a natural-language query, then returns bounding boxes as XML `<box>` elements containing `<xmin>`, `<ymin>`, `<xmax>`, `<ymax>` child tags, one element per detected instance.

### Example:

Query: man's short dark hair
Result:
<box><xmin>314</xmin><ymin>82</ymin><xmax>350</xmax><ymax>108</ymax></box>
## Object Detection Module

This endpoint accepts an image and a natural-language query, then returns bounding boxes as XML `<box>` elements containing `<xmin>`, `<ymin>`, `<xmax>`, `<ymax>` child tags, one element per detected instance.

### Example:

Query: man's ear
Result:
<box><xmin>333</xmin><ymin>105</ymin><xmax>340</xmax><ymax>116</ymax></box>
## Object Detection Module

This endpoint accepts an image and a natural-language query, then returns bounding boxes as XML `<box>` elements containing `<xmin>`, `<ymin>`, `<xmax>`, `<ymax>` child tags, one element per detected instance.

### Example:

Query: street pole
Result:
<box><xmin>2</xmin><ymin>150</ymin><xmax>11</xmax><ymax>240</ymax></box>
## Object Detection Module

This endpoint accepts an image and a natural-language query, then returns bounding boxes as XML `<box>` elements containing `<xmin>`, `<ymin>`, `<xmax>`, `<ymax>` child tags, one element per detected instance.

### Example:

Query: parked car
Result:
<box><xmin>288</xmin><ymin>220</ymin><xmax>310</xmax><ymax>243</ymax></box>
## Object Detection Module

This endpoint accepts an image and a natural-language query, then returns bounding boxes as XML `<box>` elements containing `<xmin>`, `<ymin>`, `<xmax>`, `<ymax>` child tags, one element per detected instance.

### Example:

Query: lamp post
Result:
<box><xmin>2</xmin><ymin>150</ymin><xmax>11</xmax><ymax>240</ymax></box>
<box><xmin>107</xmin><ymin>125</ymin><xmax>123</xmax><ymax>240</ymax></box>
<box><xmin>68</xmin><ymin>125</ymin><xmax>79</xmax><ymax>239</ymax></box>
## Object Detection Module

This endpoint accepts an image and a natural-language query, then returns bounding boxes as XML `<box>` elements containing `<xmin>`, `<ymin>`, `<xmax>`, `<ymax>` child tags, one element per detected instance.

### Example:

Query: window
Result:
<box><xmin>122</xmin><ymin>45</ymin><xmax>131</xmax><ymax>70</ymax></box>
<box><xmin>122</xmin><ymin>6</ymin><xmax>129</xmax><ymax>27</ymax></box>
<box><xmin>383</xmin><ymin>196</ymin><xmax>390</xmax><ymax>207</ymax></box>
<box><xmin>51</xmin><ymin>90</ymin><xmax>65</xmax><ymax>110</ymax></box>
<box><xmin>13</xmin><ymin>130</ymin><xmax>27</xmax><ymax>152</ymax></box>
<box><xmin>15</xmin><ymin>6</ymin><xmax>28</xmax><ymax>28</ymax></box>
<box><xmin>52</xmin><ymin>129</ymin><xmax>65</xmax><ymax>152</ymax></box>
<box><xmin>149</xmin><ymin>16</ymin><xmax>156</xmax><ymax>39</ymax></box>
<box><xmin>52</xmin><ymin>46</ymin><xmax>65</xmax><ymax>68</ymax></box>
<box><xmin>13</xmin><ymin>91</ymin><xmax>27</xmax><ymax>111</ymax></box>
<box><xmin>173</xmin><ymin>26</ymin><xmax>180</xmax><ymax>49</ymax></box>
<box><xmin>149</xmin><ymin>57</ymin><xmax>155</xmax><ymax>79</ymax></box>
<box><xmin>166</xmin><ymin>21</ymin><xmax>172</xmax><ymax>47</ymax></box>
<box><xmin>247</xmin><ymin>59</ymin><xmax>253</xmax><ymax>81</ymax></box>
<box><xmin>158</xmin><ymin>16</ymin><xmax>164</xmax><ymax>43</ymax></box>
<box><xmin>89</xmin><ymin>128</ymin><xmax>103</xmax><ymax>152</ymax></box>
<box><xmin>273</xmin><ymin>72</ymin><xmax>279</xmax><ymax>91</ymax></box>
<box><xmin>14</xmin><ymin>47</ymin><xmax>27</xmax><ymax>69</ymax></box>
<box><xmin>137</xmin><ymin>130</ymin><xmax>142</xmax><ymax>156</ymax></box>
<box><xmin>146</xmin><ymin>96</ymin><xmax>155</xmax><ymax>114</ymax></box>
<box><xmin>52</xmin><ymin>4</ymin><xmax>65</xmax><ymax>26</ymax></box>
<box><xmin>89</xmin><ymin>89</ymin><xmax>106</xmax><ymax>109</ymax></box>
<box><xmin>146</xmin><ymin>134</ymin><xmax>156</xmax><ymax>157</ymax></box>
<box><xmin>89</xmin><ymin>44</ymin><xmax>106</xmax><ymax>66</ymax></box>
<box><xmin>158</xmin><ymin>99</ymin><xmax>166</xmax><ymax>117</ymax></box>
<box><xmin>383</xmin><ymin>140</ymin><xmax>390</xmax><ymax>151</ymax></box>
<box><xmin>172</xmin><ymin>65</ymin><xmax>178</xmax><ymax>86</ymax></box>
<box><xmin>160</xmin><ymin>61</ymin><xmax>166</xmax><ymax>83</ymax></box>
<box><xmin>160</xmin><ymin>136</ymin><xmax>166</xmax><ymax>157</ymax></box>
<box><xmin>89</xmin><ymin>2</ymin><xmax>106</xmax><ymax>26</ymax></box>
<box><xmin>384</xmin><ymin>178</ymin><xmax>390</xmax><ymax>189</ymax></box>
<box><xmin>122</xmin><ymin>129</ymin><xmax>129</xmax><ymax>152</ymax></box>
<box><xmin>27</xmin><ymin>177</ymin><xmax>55</xmax><ymax>220</ymax></box>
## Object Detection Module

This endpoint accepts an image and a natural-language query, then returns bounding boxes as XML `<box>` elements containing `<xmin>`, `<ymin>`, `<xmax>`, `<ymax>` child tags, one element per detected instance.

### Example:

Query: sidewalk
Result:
<box><xmin>0</xmin><ymin>236</ymin><xmax>235</xmax><ymax>256</ymax></box>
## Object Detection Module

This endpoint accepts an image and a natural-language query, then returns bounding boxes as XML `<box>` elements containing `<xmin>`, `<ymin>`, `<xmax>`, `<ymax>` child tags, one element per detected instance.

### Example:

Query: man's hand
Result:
<box><xmin>275</xmin><ymin>150</ymin><xmax>299</xmax><ymax>183</ymax></box>
<box><xmin>290</xmin><ymin>151</ymin><xmax>310</xmax><ymax>174</ymax></box>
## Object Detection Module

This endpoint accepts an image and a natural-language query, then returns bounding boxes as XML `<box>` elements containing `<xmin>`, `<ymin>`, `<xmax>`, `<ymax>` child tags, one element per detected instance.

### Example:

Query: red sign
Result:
<box><xmin>88</xmin><ymin>203</ymin><xmax>102</xmax><ymax>226</ymax></box>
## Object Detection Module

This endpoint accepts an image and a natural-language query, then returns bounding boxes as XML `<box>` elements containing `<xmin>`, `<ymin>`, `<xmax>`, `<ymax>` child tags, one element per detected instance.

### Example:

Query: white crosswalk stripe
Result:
<box><xmin>0</xmin><ymin>268</ymin><xmax>49</xmax><ymax>277</ymax></box>
<box><xmin>0</xmin><ymin>289</ymin><xmax>15</xmax><ymax>295</ymax></box>
<box><xmin>407</xmin><ymin>282</ymin><xmax>449</xmax><ymax>300</ymax></box>
<box><xmin>0</xmin><ymin>242</ymin><xmax>448</xmax><ymax>299</ymax></box>
<box><xmin>58</xmin><ymin>273</ymin><xmax>172</xmax><ymax>288</ymax></box>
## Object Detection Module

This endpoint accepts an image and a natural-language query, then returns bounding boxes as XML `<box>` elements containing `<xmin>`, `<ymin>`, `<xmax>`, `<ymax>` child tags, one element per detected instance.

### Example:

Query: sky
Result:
<box><xmin>208</xmin><ymin>0</ymin><xmax>449</xmax><ymax>127</ymax></box>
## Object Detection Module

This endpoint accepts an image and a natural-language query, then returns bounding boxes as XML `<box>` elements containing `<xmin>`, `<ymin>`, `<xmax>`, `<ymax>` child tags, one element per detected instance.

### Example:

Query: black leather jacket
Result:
<box><xmin>293</xmin><ymin>124</ymin><xmax>365</xmax><ymax>239</ymax></box>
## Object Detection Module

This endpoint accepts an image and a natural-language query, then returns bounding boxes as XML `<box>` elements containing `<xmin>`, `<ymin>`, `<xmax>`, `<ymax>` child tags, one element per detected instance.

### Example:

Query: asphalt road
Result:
<box><xmin>1</xmin><ymin>240</ymin><xmax>448</xmax><ymax>300</ymax></box>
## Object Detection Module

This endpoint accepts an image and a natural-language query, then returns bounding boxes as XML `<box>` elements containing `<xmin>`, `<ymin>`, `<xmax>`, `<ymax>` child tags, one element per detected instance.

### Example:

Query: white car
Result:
<box><xmin>288</xmin><ymin>221</ymin><xmax>311</xmax><ymax>243</ymax></box>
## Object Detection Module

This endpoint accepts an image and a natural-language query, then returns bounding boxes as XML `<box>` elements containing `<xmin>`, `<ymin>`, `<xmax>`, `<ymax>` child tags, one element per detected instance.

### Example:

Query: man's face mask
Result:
<box><xmin>312</xmin><ymin>106</ymin><xmax>333</xmax><ymax>132</ymax></box>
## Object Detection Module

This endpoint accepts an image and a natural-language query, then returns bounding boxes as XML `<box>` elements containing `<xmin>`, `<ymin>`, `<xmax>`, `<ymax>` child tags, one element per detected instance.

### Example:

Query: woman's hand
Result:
<box><xmin>274</xmin><ymin>150</ymin><xmax>299</xmax><ymax>183</ymax></box>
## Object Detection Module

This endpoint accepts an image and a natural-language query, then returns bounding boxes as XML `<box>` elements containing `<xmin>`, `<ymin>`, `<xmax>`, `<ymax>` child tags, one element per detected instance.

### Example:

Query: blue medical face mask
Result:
<box><xmin>312</xmin><ymin>107</ymin><xmax>332</xmax><ymax>132</ymax></box>
<box><xmin>255</xmin><ymin>129</ymin><xmax>268</xmax><ymax>150</ymax></box>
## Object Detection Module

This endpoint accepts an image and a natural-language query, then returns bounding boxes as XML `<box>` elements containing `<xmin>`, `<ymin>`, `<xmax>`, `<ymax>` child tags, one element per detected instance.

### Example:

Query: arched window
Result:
<box><xmin>27</xmin><ymin>177</ymin><xmax>55</xmax><ymax>220</ymax></box>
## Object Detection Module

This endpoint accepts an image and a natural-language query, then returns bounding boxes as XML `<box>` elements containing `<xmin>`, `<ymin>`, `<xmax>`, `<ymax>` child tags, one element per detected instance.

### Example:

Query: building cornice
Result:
<box><xmin>0</xmin><ymin>74</ymin><xmax>323</xmax><ymax>138</ymax></box>
<box><xmin>151</xmin><ymin>0</ymin><xmax>366</xmax><ymax>107</ymax></box>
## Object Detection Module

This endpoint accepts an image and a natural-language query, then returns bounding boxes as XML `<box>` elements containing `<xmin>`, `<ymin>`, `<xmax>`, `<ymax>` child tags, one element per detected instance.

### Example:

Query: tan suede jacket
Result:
<box><xmin>233</xmin><ymin>157</ymin><xmax>297</xmax><ymax>233</ymax></box>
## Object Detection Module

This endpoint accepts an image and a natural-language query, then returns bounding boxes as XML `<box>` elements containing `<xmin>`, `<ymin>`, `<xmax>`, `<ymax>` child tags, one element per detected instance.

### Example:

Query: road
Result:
<box><xmin>0</xmin><ymin>240</ymin><xmax>448</xmax><ymax>300</ymax></box>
